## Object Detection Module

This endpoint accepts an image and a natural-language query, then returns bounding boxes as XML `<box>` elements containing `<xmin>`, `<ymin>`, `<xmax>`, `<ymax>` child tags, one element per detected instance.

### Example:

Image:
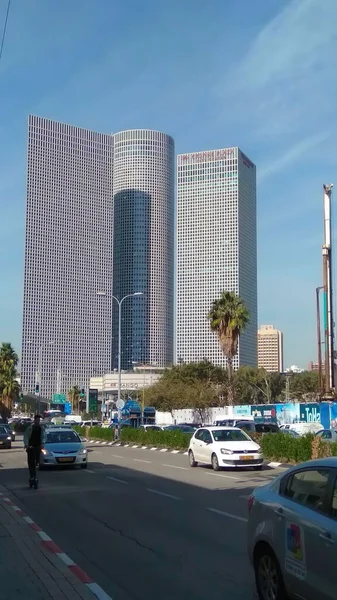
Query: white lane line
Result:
<box><xmin>134</xmin><ymin>459</ymin><xmax>151</xmax><ymax>464</ymax></box>
<box><xmin>147</xmin><ymin>488</ymin><xmax>181</xmax><ymax>501</ymax></box>
<box><xmin>86</xmin><ymin>469</ymin><xmax>95</xmax><ymax>473</ymax></box>
<box><xmin>205</xmin><ymin>472</ymin><xmax>239</xmax><ymax>481</ymax></box>
<box><xmin>163</xmin><ymin>464</ymin><xmax>188</xmax><ymax>471</ymax></box>
<box><xmin>160</xmin><ymin>448</ymin><xmax>168</xmax><ymax>452</ymax></box>
<box><xmin>110</xmin><ymin>454</ymin><xmax>125</xmax><ymax>459</ymax></box>
<box><xmin>171</xmin><ymin>450</ymin><xmax>180</xmax><ymax>454</ymax></box>
<box><xmin>107</xmin><ymin>476</ymin><xmax>128</xmax><ymax>485</ymax></box>
<box><xmin>207</xmin><ymin>507</ymin><xmax>247</xmax><ymax>523</ymax></box>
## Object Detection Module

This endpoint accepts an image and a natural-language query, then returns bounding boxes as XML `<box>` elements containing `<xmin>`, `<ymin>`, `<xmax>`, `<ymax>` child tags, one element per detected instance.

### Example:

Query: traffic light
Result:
<box><xmin>80</xmin><ymin>388</ymin><xmax>85</xmax><ymax>398</ymax></box>
<box><xmin>34</xmin><ymin>383</ymin><xmax>40</xmax><ymax>395</ymax></box>
<box><xmin>20</xmin><ymin>393</ymin><xmax>23</xmax><ymax>402</ymax></box>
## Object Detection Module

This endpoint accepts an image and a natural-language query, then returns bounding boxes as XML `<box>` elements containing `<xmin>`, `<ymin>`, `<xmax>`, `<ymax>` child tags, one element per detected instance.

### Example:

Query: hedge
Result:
<box><xmin>74</xmin><ymin>425</ymin><xmax>337</xmax><ymax>464</ymax></box>
<box><xmin>120</xmin><ymin>427</ymin><xmax>191</xmax><ymax>449</ymax></box>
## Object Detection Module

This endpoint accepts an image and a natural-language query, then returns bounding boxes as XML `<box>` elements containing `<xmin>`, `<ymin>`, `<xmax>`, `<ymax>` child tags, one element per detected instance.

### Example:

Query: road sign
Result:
<box><xmin>116</xmin><ymin>399</ymin><xmax>125</xmax><ymax>410</ymax></box>
<box><xmin>52</xmin><ymin>394</ymin><xmax>66</xmax><ymax>404</ymax></box>
<box><xmin>88</xmin><ymin>389</ymin><xmax>98</xmax><ymax>413</ymax></box>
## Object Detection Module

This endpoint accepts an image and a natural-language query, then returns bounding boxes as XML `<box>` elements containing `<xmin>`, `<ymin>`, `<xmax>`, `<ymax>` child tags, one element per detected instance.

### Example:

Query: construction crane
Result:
<box><xmin>322</xmin><ymin>184</ymin><xmax>335</xmax><ymax>397</ymax></box>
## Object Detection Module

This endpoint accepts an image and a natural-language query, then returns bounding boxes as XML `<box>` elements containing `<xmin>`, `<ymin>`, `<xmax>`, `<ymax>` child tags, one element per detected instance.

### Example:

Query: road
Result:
<box><xmin>0</xmin><ymin>438</ymin><xmax>287</xmax><ymax>600</ymax></box>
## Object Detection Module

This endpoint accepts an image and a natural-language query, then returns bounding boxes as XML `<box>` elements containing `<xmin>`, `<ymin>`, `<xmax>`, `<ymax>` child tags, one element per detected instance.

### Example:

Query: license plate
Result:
<box><xmin>58</xmin><ymin>457</ymin><xmax>73</xmax><ymax>463</ymax></box>
<box><xmin>0</xmin><ymin>441</ymin><xmax>3</xmax><ymax>445</ymax></box>
<box><xmin>240</xmin><ymin>455</ymin><xmax>252</xmax><ymax>460</ymax></box>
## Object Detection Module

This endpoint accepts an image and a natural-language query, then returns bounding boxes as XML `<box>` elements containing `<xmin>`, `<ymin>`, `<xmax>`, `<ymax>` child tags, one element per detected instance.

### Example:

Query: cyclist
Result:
<box><xmin>23</xmin><ymin>414</ymin><xmax>46</xmax><ymax>485</ymax></box>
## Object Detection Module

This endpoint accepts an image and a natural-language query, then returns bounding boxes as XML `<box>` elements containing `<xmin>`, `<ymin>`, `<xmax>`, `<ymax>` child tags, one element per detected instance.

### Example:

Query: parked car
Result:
<box><xmin>236</xmin><ymin>421</ymin><xmax>280</xmax><ymax>434</ymax></box>
<box><xmin>214</xmin><ymin>417</ymin><xmax>254</xmax><ymax>427</ymax></box>
<box><xmin>165</xmin><ymin>425</ymin><xmax>197</xmax><ymax>434</ymax></box>
<box><xmin>0</xmin><ymin>425</ymin><xmax>12</xmax><ymax>449</ymax></box>
<box><xmin>248</xmin><ymin>457</ymin><xmax>337</xmax><ymax>600</ymax></box>
<box><xmin>315</xmin><ymin>429</ymin><xmax>337</xmax><ymax>442</ymax></box>
<box><xmin>139</xmin><ymin>425</ymin><xmax>163</xmax><ymax>432</ymax></box>
<box><xmin>282</xmin><ymin>429</ymin><xmax>301</xmax><ymax>438</ymax></box>
<box><xmin>188</xmin><ymin>426</ymin><xmax>263</xmax><ymax>471</ymax></box>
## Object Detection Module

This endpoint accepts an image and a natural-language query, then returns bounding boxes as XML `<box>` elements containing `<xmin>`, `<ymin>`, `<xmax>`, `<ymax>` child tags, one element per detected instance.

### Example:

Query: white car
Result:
<box><xmin>188</xmin><ymin>426</ymin><xmax>263</xmax><ymax>471</ymax></box>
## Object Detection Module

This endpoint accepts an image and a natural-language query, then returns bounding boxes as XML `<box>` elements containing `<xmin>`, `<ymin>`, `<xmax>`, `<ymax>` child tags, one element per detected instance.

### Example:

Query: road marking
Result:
<box><xmin>93</xmin><ymin>451</ymin><xmax>102</xmax><ymax>454</ymax></box>
<box><xmin>163</xmin><ymin>464</ymin><xmax>188</xmax><ymax>471</ymax></box>
<box><xmin>87</xmin><ymin>582</ymin><xmax>113</xmax><ymax>600</ymax></box>
<box><xmin>207</xmin><ymin>507</ymin><xmax>248</xmax><ymax>523</ymax></box>
<box><xmin>134</xmin><ymin>459</ymin><xmax>151</xmax><ymax>464</ymax></box>
<box><xmin>132</xmin><ymin>445</ymin><xmax>139</xmax><ymax>448</ymax></box>
<box><xmin>269</xmin><ymin>461</ymin><xmax>282</xmax><ymax>468</ymax></box>
<box><xmin>124</xmin><ymin>444</ymin><xmax>129</xmax><ymax>447</ymax></box>
<box><xmin>107</xmin><ymin>476</ymin><xmax>128</xmax><ymax>485</ymax></box>
<box><xmin>86</xmin><ymin>469</ymin><xmax>95</xmax><ymax>473</ymax></box>
<box><xmin>205</xmin><ymin>472</ymin><xmax>239</xmax><ymax>481</ymax></box>
<box><xmin>110</xmin><ymin>454</ymin><xmax>125</xmax><ymax>459</ymax></box>
<box><xmin>56</xmin><ymin>552</ymin><xmax>75</xmax><ymax>566</ymax></box>
<box><xmin>160</xmin><ymin>448</ymin><xmax>168</xmax><ymax>452</ymax></box>
<box><xmin>150</xmin><ymin>447</ymin><xmax>157</xmax><ymax>450</ymax></box>
<box><xmin>239</xmin><ymin>494</ymin><xmax>249</xmax><ymax>499</ymax></box>
<box><xmin>141</xmin><ymin>446</ymin><xmax>148</xmax><ymax>449</ymax></box>
<box><xmin>183</xmin><ymin>452</ymin><xmax>188</xmax><ymax>455</ymax></box>
<box><xmin>147</xmin><ymin>488</ymin><xmax>181</xmax><ymax>501</ymax></box>
<box><xmin>171</xmin><ymin>450</ymin><xmax>180</xmax><ymax>454</ymax></box>
<box><xmin>37</xmin><ymin>531</ymin><xmax>52</xmax><ymax>541</ymax></box>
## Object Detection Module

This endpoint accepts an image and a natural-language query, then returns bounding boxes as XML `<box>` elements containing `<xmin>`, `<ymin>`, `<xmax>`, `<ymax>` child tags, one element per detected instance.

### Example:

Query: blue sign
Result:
<box><xmin>299</xmin><ymin>403</ymin><xmax>320</xmax><ymax>423</ymax></box>
<box><xmin>53</xmin><ymin>393</ymin><xmax>66</xmax><ymax>404</ymax></box>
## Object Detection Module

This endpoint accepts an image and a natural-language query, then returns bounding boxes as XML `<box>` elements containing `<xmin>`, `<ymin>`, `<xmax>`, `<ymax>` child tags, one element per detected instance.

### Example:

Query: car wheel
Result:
<box><xmin>189</xmin><ymin>450</ymin><xmax>197</xmax><ymax>467</ymax></box>
<box><xmin>211</xmin><ymin>453</ymin><xmax>220</xmax><ymax>471</ymax></box>
<box><xmin>81</xmin><ymin>463</ymin><xmax>88</xmax><ymax>469</ymax></box>
<box><xmin>254</xmin><ymin>544</ymin><xmax>288</xmax><ymax>600</ymax></box>
<box><xmin>254</xmin><ymin>465</ymin><xmax>263</xmax><ymax>471</ymax></box>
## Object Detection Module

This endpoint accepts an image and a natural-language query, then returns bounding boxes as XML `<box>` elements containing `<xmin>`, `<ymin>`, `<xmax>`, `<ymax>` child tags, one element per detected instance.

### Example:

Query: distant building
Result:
<box><xmin>176</xmin><ymin>147</ymin><xmax>257</xmax><ymax>368</ymax></box>
<box><xmin>258</xmin><ymin>325</ymin><xmax>283</xmax><ymax>372</ymax></box>
<box><xmin>285</xmin><ymin>365</ymin><xmax>304</xmax><ymax>374</ymax></box>
<box><xmin>308</xmin><ymin>361</ymin><xmax>324</xmax><ymax>372</ymax></box>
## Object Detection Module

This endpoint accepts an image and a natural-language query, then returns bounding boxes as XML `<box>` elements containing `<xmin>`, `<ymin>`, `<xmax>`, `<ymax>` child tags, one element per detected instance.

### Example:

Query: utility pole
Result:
<box><xmin>322</xmin><ymin>184</ymin><xmax>334</xmax><ymax>397</ymax></box>
<box><xmin>56</xmin><ymin>366</ymin><xmax>62</xmax><ymax>394</ymax></box>
<box><xmin>316</xmin><ymin>286</ymin><xmax>323</xmax><ymax>398</ymax></box>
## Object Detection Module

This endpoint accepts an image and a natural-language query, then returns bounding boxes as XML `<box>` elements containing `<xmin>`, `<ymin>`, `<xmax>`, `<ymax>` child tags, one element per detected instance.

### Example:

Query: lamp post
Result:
<box><xmin>97</xmin><ymin>291</ymin><xmax>144</xmax><ymax>432</ymax></box>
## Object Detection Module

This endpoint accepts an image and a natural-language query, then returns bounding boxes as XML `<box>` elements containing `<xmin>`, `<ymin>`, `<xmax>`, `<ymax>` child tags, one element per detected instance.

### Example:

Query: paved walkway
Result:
<box><xmin>0</xmin><ymin>486</ymin><xmax>95</xmax><ymax>600</ymax></box>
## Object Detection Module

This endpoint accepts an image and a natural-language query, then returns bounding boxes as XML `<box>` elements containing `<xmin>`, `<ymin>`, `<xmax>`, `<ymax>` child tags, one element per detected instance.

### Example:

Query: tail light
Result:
<box><xmin>248</xmin><ymin>494</ymin><xmax>255</xmax><ymax>513</ymax></box>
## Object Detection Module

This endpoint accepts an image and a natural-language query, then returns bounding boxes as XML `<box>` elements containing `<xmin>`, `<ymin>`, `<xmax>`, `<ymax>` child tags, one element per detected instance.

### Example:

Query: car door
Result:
<box><xmin>279</xmin><ymin>467</ymin><xmax>334</xmax><ymax>600</ymax></box>
<box><xmin>198</xmin><ymin>429</ymin><xmax>213</xmax><ymax>464</ymax></box>
<box><xmin>190</xmin><ymin>429</ymin><xmax>205</xmax><ymax>461</ymax></box>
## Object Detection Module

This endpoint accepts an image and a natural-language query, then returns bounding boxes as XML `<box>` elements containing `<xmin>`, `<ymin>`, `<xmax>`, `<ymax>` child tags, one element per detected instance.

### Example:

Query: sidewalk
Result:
<box><xmin>0</xmin><ymin>486</ymin><xmax>96</xmax><ymax>600</ymax></box>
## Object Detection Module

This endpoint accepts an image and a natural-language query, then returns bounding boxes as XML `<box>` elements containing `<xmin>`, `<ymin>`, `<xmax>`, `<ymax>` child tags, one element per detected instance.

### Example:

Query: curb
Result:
<box><xmin>86</xmin><ymin>440</ymin><xmax>290</xmax><ymax>469</ymax></box>
<box><xmin>0</xmin><ymin>492</ymin><xmax>112</xmax><ymax>600</ymax></box>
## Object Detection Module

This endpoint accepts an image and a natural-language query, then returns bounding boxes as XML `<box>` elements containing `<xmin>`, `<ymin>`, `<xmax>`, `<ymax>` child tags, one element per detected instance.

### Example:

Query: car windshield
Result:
<box><xmin>46</xmin><ymin>431</ymin><xmax>80</xmax><ymax>444</ymax></box>
<box><xmin>0</xmin><ymin>426</ymin><xmax>8</xmax><ymax>435</ymax></box>
<box><xmin>211</xmin><ymin>429</ymin><xmax>251</xmax><ymax>442</ymax></box>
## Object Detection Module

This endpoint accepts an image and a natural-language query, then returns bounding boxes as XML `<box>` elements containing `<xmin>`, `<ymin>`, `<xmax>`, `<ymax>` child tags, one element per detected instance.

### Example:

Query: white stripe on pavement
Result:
<box><xmin>171</xmin><ymin>450</ymin><xmax>180</xmax><ymax>454</ymax></box>
<box><xmin>160</xmin><ymin>448</ymin><xmax>168</xmax><ymax>452</ymax></box>
<box><xmin>37</xmin><ymin>531</ymin><xmax>52</xmax><ymax>541</ymax></box>
<box><xmin>147</xmin><ymin>489</ymin><xmax>181</xmax><ymax>501</ymax></box>
<box><xmin>150</xmin><ymin>447</ymin><xmax>157</xmax><ymax>450</ymax></box>
<box><xmin>56</xmin><ymin>552</ymin><xmax>75</xmax><ymax>566</ymax></box>
<box><xmin>163</xmin><ymin>464</ymin><xmax>188</xmax><ymax>471</ymax></box>
<box><xmin>207</xmin><ymin>507</ymin><xmax>247</xmax><ymax>523</ymax></box>
<box><xmin>134</xmin><ymin>459</ymin><xmax>151</xmax><ymax>464</ymax></box>
<box><xmin>86</xmin><ymin>582</ymin><xmax>113</xmax><ymax>600</ymax></box>
<box><xmin>107</xmin><ymin>476</ymin><xmax>128</xmax><ymax>485</ymax></box>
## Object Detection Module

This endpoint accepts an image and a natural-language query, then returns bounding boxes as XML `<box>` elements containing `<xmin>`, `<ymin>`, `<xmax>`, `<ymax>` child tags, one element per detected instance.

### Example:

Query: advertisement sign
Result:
<box><xmin>299</xmin><ymin>403</ymin><xmax>320</xmax><ymax>423</ymax></box>
<box><xmin>233</xmin><ymin>405</ymin><xmax>252</xmax><ymax>418</ymax></box>
<box><xmin>275</xmin><ymin>403</ymin><xmax>300</xmax><ymax>426</ymax></box>
<box><xmin>251</xmin><ymin>404</ymin><xmax>277</xmax><ymax>423</ymax></box>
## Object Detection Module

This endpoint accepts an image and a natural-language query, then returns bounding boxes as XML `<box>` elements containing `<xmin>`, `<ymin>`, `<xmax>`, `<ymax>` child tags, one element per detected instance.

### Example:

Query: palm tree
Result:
<box><xmin>0</xmin><ymin>365</ymin><xmax>20</xmax><ymax>411</ymax></box>
<box><xmin>68</xmin><ymin>386</ymin><xmax>81</xmax><ymax>414</ymax></box>
<box><xmin>208</xmin><ymin>291</ymin><xmax>250</xmax><ymax>405</ymax></box>
<box><xmin>0</xmin><ymin>343</ymin><xmax>18</xmax><ymax>368</ymax></box>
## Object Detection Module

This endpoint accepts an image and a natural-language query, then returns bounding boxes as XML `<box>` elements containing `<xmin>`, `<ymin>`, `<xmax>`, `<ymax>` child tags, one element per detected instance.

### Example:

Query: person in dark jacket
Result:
<box><xmin>23</xmin><ymin>415</ymin><xmax>46</xmax><ymax>483</ymax></box>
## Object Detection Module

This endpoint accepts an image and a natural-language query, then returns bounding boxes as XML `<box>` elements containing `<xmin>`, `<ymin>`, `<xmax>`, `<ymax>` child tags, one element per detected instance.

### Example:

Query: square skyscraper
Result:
<box><xmin>176</xmin><ymin>147</ymin><xmax>257</xmax><ymax>368</ymax></box>
<box><xmin>21</xmin><ymin>116</ymin><xmax>114</xmax><ymax>398</ymax></box>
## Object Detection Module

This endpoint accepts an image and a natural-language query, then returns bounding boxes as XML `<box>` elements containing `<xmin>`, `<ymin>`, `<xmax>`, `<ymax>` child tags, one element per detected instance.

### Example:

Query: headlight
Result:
<box><xmin>6</xmin><ymin>436</ymin><xmax>11</xmax><ymax>441</ymax></box>
<box><xmin>220</xmin><ymin>449</ymin><xmax>233</xmax><ymax>455</ymax></box>
<box><xmin>77</xmin><ymin>448</ymin><xmax>87</xmax><ymax>455</ymax></box>
<box><xmin>256</xmin><ymin>446</ymin><xmax>261</xmax><ymax>452</ymax></box>
<box><xmin>41</xmin><ymin>449</ymin><xmax>52</xmax><ymax>456</ymax></box>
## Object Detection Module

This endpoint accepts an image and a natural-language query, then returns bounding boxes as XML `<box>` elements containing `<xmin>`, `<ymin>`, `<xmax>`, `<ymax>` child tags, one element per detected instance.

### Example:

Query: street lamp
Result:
<box><xmin>27</xmin><ymin>340</ymin><xmax>54</xmax><ymax>413</ymax></box>
<box><xmin>97</xmin><ymin>291</ymin><xmax>144</xmax><ymax>431</ymax></box>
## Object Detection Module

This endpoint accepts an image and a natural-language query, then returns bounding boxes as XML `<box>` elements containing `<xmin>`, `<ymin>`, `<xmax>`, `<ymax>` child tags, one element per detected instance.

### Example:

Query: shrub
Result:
<box><xmin>74</xmin><ymin>425</ymin><xmax>114</xmax><ymax>441</ymax></box>
<box><xmin>260</xmin><ymin>433</ymin><xmax>314</xmax><ymax>463</ymax></box>
<box><xmin>120</xmin><ymin>427</ymin><xmax>191</xmax><ymax>449</ymax></box>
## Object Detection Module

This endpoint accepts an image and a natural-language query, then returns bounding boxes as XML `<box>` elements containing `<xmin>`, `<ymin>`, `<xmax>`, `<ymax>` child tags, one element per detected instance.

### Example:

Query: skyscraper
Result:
<box><xmin>258</xmin><ymin>325</ymin><xmax>284</xmax><ymax>373</ymax></box>
<box><xmin>112</xmin><ymin>129</ymin><xmax>174</xmax><ymax>370</ymax></box>
<box><xmin>21</xmin><ymin>115</ymin><xmax>113</xmax><ymax>399</ymax></box>
<box><xmin>176</xmin><ymin>147</ymin><xmax>257</xmax><ymax>368</ymax></box>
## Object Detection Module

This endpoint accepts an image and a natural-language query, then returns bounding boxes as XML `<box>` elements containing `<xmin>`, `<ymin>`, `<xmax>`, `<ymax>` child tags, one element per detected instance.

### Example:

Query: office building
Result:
<box><xmin>258</xmin><ymin>325</ymin><xmax>284</xmax><ymax>372</ymax></box>
<box><xmin>112</xmin><ymin>129</ymin><xmax>174</xmax><ymax>370</ymax></box>
<box><xmin>21</xmin><ymin>115</ymin><xmax>114</xmax><ymax>398</ymax></box>
<box><xmin>176</xmin><ymin>147</ymin><xmax>257</xmax><ymax>368</ymax></box>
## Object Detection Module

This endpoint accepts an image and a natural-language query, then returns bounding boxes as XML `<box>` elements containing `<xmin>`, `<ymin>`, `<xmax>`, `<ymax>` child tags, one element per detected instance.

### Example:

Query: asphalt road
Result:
<box><xmin>0</xmin><ymin>438</ymin><xmax>288</xmax><ymax>600</ymax></box>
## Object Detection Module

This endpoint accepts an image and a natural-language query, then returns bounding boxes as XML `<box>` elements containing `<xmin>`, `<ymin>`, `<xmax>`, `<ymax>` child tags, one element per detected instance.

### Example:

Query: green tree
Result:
<box><xmin>208</xmin><ymin>291</ymin><xmax>250</xmax><ymax>405</ymax></box>
<box><xmin>289</xmin><ymin>371</ymin><xmax>319</xmax><ymax>400</ymax></box>
<box><xmin>68</xmin><ymin>386</ymin><xmax>81</xmax><ymax>414</ymax></box>
<box><xmin>234</xmin><ymin>367</ymin><xmax>285</xmax><ymax>404</ymax></box>
<box><xmin>0</xmin><ymin>343</ymin><xmax>20</xmax><ymax>413</ymax></box>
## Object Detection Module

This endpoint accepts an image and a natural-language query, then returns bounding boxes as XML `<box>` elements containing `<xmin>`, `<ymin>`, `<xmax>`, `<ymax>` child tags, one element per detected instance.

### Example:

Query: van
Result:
<box><xmin>64</xmin><ymin>414</ymin><xmax>82</xmax><ymax>424</ymax></box>
<box><xmin>280</xmin><ymin>422</ymin><xmax>323</xmax><ymax>435</ymax></box>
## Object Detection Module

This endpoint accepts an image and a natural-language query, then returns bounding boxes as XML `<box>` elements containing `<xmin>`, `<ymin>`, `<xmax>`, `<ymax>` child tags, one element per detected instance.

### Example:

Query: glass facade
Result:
<box><xmin>112</xmin><ymin>130</ymin><xmax>174</xmax><ymax>370</ymax></box>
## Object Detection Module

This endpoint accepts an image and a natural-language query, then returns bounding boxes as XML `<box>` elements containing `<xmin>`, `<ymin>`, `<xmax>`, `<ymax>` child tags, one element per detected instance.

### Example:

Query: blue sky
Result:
<box><xmin>1</xmin><ymin>0</ymin><xmax>336</xmax><ymax>368</ymax></box>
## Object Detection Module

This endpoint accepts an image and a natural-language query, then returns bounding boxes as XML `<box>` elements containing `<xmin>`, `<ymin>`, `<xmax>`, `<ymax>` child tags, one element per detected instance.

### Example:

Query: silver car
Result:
<box><xmin>247</xmin><ymin>457</ymin><xmax>337</xmax><ymax>600</ymax></box>
<box><xmin>40</xmin><ymin>427</ymin><xmax>88</xmax><ymax>469</ymax></box>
